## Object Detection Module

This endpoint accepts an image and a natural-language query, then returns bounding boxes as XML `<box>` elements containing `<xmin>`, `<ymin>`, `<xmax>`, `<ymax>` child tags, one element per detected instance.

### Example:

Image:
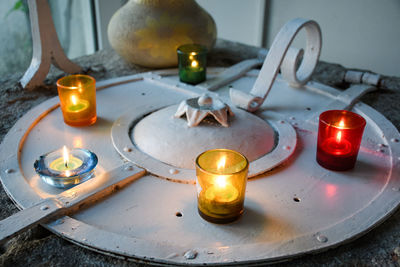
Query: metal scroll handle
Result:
<box><xmin>230</xmin><ymin>18</ymin><xmax>322</xmax><ymax>112</ymax></box>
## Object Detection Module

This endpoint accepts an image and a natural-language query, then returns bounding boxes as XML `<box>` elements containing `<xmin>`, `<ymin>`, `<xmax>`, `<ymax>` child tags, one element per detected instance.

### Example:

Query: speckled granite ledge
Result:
<box><xmin>1</xmin><ymin>39</ymin><xmax>400</xmax><ymax>266</ymax></box>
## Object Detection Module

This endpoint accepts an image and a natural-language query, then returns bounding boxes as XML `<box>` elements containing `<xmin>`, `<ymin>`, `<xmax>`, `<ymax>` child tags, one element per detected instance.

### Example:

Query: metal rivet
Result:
<box><xmin>316</xmin><ymin>234</ymin><xmax>328</xmax><ymax>243</ymax></box>
<box><xmin>125</xmin><ymin>165</ymin><xmax>134</xmax><ymax>171</ymax></box>
<box><xmin>292</xmin><ymin>122</ymin><xmax>298</xmax><ymax>126</ymax></box>
<box><xmin>169</xmin><ymin>168</ymin><xmax>179</xmax><ymax>174</ymax></box>
<box><xmin>283</xmin><ymin>146</ymin><xmax>291</xmax><ymax>150</ymax></box>
<box><xmin>392</xmin><ymin>187</ymin><xmax>400</xmax><ymax>192</ymax></box>
<box><xmin>5</xmin><ymin>169</ymin><xmax>14</xmax><ymax>174</ymax></box>
<box><xmin>123</xmin><ymin>147</ymin><xmax>132</xmax><ymax>152</ymax></box>
<box><xmin>279</xmin><ymin>120</ymin><xmax>285</xmax><ymax>124</ymax></box>
<box><xmin>184</xmin><ymin>250</ymin><xmax>198</xmax><ymax>260</ymax></box>
<box><xmin>40</xmin><ymin>205</ymin><xmax>49</xmax><ymax>211</ymax></box>
<box><xmin>391</xmin><ymin>138</ymin><xmax>399</xmax><ymax>143</ymax></box>
<box><xmin>290</xmin><ymin>116</ymin><xmax>295</xmax><ymax>120</ymax></box>
<box><xmin>379</xmin><ymin>143</ymin><xmax>387</xmax><ymax>148</ymax></box>
<box><xmin>55</xmin><ymin>219</ymin><xmax>64</xmax><ymax>225</ymax></box>
<box><xmin>83</xmin><ymin>238</ymin><xmax>87</xmax><ymax>241</ymax></box>
<box><xmin>377</xmin><ymin>148</ymin><xmax>385</xmax><ymax>153</ymax></box>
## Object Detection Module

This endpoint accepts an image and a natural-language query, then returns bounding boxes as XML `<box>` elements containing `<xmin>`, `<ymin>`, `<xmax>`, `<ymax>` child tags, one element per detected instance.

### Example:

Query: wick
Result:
<box><xmin>65</xmin><ymin>162</ymin><xmax>68</xmax><ymax>168</ymax></box>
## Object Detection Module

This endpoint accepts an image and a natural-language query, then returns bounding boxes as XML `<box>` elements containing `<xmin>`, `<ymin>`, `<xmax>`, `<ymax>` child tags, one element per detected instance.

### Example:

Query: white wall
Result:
<box><xmin>197</xmin><ymin>0</ymin><xmax>266</xmax><ymax>47</ymax></box>
<box><xmin>266</xmin><ymin>0</ymin><xmax>400</xmax><ymax>77</ymax></box>
<box><xmin>94</xmin><ymin>0</ymin><xmax>400</xmax><ymax>77</ymax></box>
<box><xmin>94</xmin><ymin>0</ymin><xmax>127</xmax><ymax>49</ymax></box>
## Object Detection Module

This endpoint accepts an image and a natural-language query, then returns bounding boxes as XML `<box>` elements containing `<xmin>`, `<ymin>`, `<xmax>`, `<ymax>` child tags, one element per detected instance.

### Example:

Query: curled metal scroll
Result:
<box><xmin>230</xmin><ymin>18</ymin><xmax>322</xmax><ymax>112</ymax></box>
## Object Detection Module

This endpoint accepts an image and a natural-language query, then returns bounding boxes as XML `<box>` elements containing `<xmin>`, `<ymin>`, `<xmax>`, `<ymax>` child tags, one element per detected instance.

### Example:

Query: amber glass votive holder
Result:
<box><xmin>177</xmin><ymin>44</ymin><xmax>207</xmax><ymax>85</ymax></box>
<box><xmin>57</xmin><ymin>74</ymin><xmax>97</xmax><ymax>127</ymax></box>
<box><xmin>196</xmin><ymin>149</ymin><xmax>249</xmax><ymax>224</ymax></box>
<box><xmin>316</xmin><ymin>110</ymin><xmax>366</xmax><ymax>171</ymax></box>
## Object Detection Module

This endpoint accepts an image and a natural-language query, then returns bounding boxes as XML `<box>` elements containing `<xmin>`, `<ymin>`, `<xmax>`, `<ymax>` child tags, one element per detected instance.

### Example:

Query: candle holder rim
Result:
<box><xmin>319</xmin><ymin>110</ymin><xmax>366</xmax><ymax>129</ymax></box>
<box><xmin>56</xmin><ymin>74</ymin><xmax>96</xmax><ymax>89</ymax></box>
<box><xmin>195</xmin><ymin>148</ymin><xmax>249</xmax><ymax>175</ymax></box>
<box><xmin>177</xmin><ymin>43</ymin><xmax>208</xmax><ymax>55</ymax></box>
<box><xmin>34</xmin><ymin>147</ymin><xmax>98</xmax><ymax>178</ymax></box>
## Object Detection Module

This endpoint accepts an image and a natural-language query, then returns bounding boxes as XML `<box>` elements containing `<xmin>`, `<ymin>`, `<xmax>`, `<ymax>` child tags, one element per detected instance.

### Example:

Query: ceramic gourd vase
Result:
<box><xmin>107</xmin><ymin>0</ymin><xmax>217</xmax><ymax>68</ymax></box>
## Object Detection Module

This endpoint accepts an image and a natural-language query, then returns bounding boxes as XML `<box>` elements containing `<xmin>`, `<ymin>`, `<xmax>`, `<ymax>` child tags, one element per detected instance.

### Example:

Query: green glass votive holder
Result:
<box><xmin>177</xmin><ymin>44</ymin><xmax>207</xmax><ymax>85</ymax></box>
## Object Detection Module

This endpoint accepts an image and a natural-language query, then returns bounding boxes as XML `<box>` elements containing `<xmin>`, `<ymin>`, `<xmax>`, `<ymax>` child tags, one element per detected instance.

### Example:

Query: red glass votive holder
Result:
<box><xmin>316</xmin><ymin>110</ymin><xmax>366</xmax><ymax>171</ymax></box>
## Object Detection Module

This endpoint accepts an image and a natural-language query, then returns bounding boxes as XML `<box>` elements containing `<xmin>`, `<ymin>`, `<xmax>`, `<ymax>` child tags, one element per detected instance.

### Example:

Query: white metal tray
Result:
<box><xmin>1</xmin><ymin>68</ymin><xmax>399</xmax><ymax>265</ymax></box>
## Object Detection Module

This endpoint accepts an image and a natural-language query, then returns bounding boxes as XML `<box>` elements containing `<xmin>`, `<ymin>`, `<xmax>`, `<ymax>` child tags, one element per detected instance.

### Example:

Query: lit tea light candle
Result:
<box><xmin>34</xmin><ymin>146</ymin><xmax>98</xmax><ymax>188</ymax></box>
<box><xmin>316</xmin><ymin>110</ymin><xmax>366</xmax><ymax>171</ymax></box>
<box><xmin>67</xmin><ymin>95</ymin><xmax>90</xmax><ymax>113</ymax></box>
<box><xmin>57</xmin><ymin>74</ymin><xmax>97</xmax><ymax>127</ymax></box>
<box><xmin>320</xmin><ymin>119</ymin><xmax>352</xmax><ymax>156</ymax></box>
<box><xmin>196</xmin><ymin>149</ymin><xmax>248</xmax><ymax>224</ymax></box>
<box><xmin>177</xmin><ymin>44</ymin><xmax>207</xmax><ymax>85</ymax></box>
<box><xmin>49</xmin><ymin>146</ymin><xmax>83</xmax><ymax>172</ymax></box>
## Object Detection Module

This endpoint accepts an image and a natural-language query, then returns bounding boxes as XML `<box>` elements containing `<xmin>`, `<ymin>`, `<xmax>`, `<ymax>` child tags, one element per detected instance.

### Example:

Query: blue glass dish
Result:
<box><xmin>34</xmin><ymin>148</ymin><xmax>98</xmax><ymax>188</ymax></box>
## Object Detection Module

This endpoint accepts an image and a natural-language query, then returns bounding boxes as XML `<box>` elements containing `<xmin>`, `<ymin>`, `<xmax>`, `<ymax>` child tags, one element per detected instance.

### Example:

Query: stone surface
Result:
<box><xmin>0</xmin><ymin>39</ymin><xmax>400</xmax><ymax>266</ymax></box>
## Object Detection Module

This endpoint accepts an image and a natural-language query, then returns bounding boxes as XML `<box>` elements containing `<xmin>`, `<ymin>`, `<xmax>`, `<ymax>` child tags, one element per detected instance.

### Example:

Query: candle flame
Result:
<box><xmin>215</xmin><ymin>156</ymin><xmax>227</xmax><ymax>188</ymax></box>
<box><xmin>63</xmin><ymin>145</ymin><xmax>70</xmax><ymax>168</ymax></box>
<box><xmin>336</xmin><ymin>119</ymin><xmax>345</xmax><ymax>143</ymax></box>
<box><xmin>217</xmin><ymin>156</ymin><xmax>226</xmax><ymax>170</ymax></box>
<box><xmin>74</xmin><ymin>81</ymin><xmax>83</xmax><ymax>93</ymax></box>
<box><xmin>215</xmin><ymin>176</ymin><xmax>227</xmax><ymax>189</ymax></box>
<box><xmin>191</xmin><ymin>60</ymin><xmax>199</xmax><ymax>68</ymax></box>
<box><xmin>71</xmin><ymin>95</ymin><xmax>78</xmax><ymax>105</ymax></box>
<box><xmin>336</xmin><ymin>131</ymin><xmax>342</xmax><ymax>143</ymax></box>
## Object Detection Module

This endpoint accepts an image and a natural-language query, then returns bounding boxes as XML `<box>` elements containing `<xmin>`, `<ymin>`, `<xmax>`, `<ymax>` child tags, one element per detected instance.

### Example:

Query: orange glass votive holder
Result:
<box><xmin>196</xmin><ymin>149</ymin><xmax>249</xmax><ymax>224</ymax></box>
<box><xmin>57</xmin><ymin>74</ymin><xmax>97</xmax><ymax>127</ymax></box>
<box><xmin>316</xmin><ymin>110</ymin><xmax>366</xmax><ymax>171</ymax></box>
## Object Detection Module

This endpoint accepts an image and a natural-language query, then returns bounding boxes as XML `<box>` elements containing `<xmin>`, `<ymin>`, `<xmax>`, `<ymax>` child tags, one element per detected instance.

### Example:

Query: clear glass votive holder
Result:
<box><xmin>34</xmin><ymin>147</ymin><xmax>98</xmax><ymax>188</ymax></box>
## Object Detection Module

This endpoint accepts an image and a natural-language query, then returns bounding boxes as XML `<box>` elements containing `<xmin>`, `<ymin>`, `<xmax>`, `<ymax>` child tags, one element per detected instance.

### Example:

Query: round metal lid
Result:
<box><xmin>111</xmin><ymin>102</ymin><xmax>296</xmax><ymax>183</ymax></box>
<box><xmin>132</xmin><ymin>104</ymin><xmax>275</xmax><ymax>169</ymax></box>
